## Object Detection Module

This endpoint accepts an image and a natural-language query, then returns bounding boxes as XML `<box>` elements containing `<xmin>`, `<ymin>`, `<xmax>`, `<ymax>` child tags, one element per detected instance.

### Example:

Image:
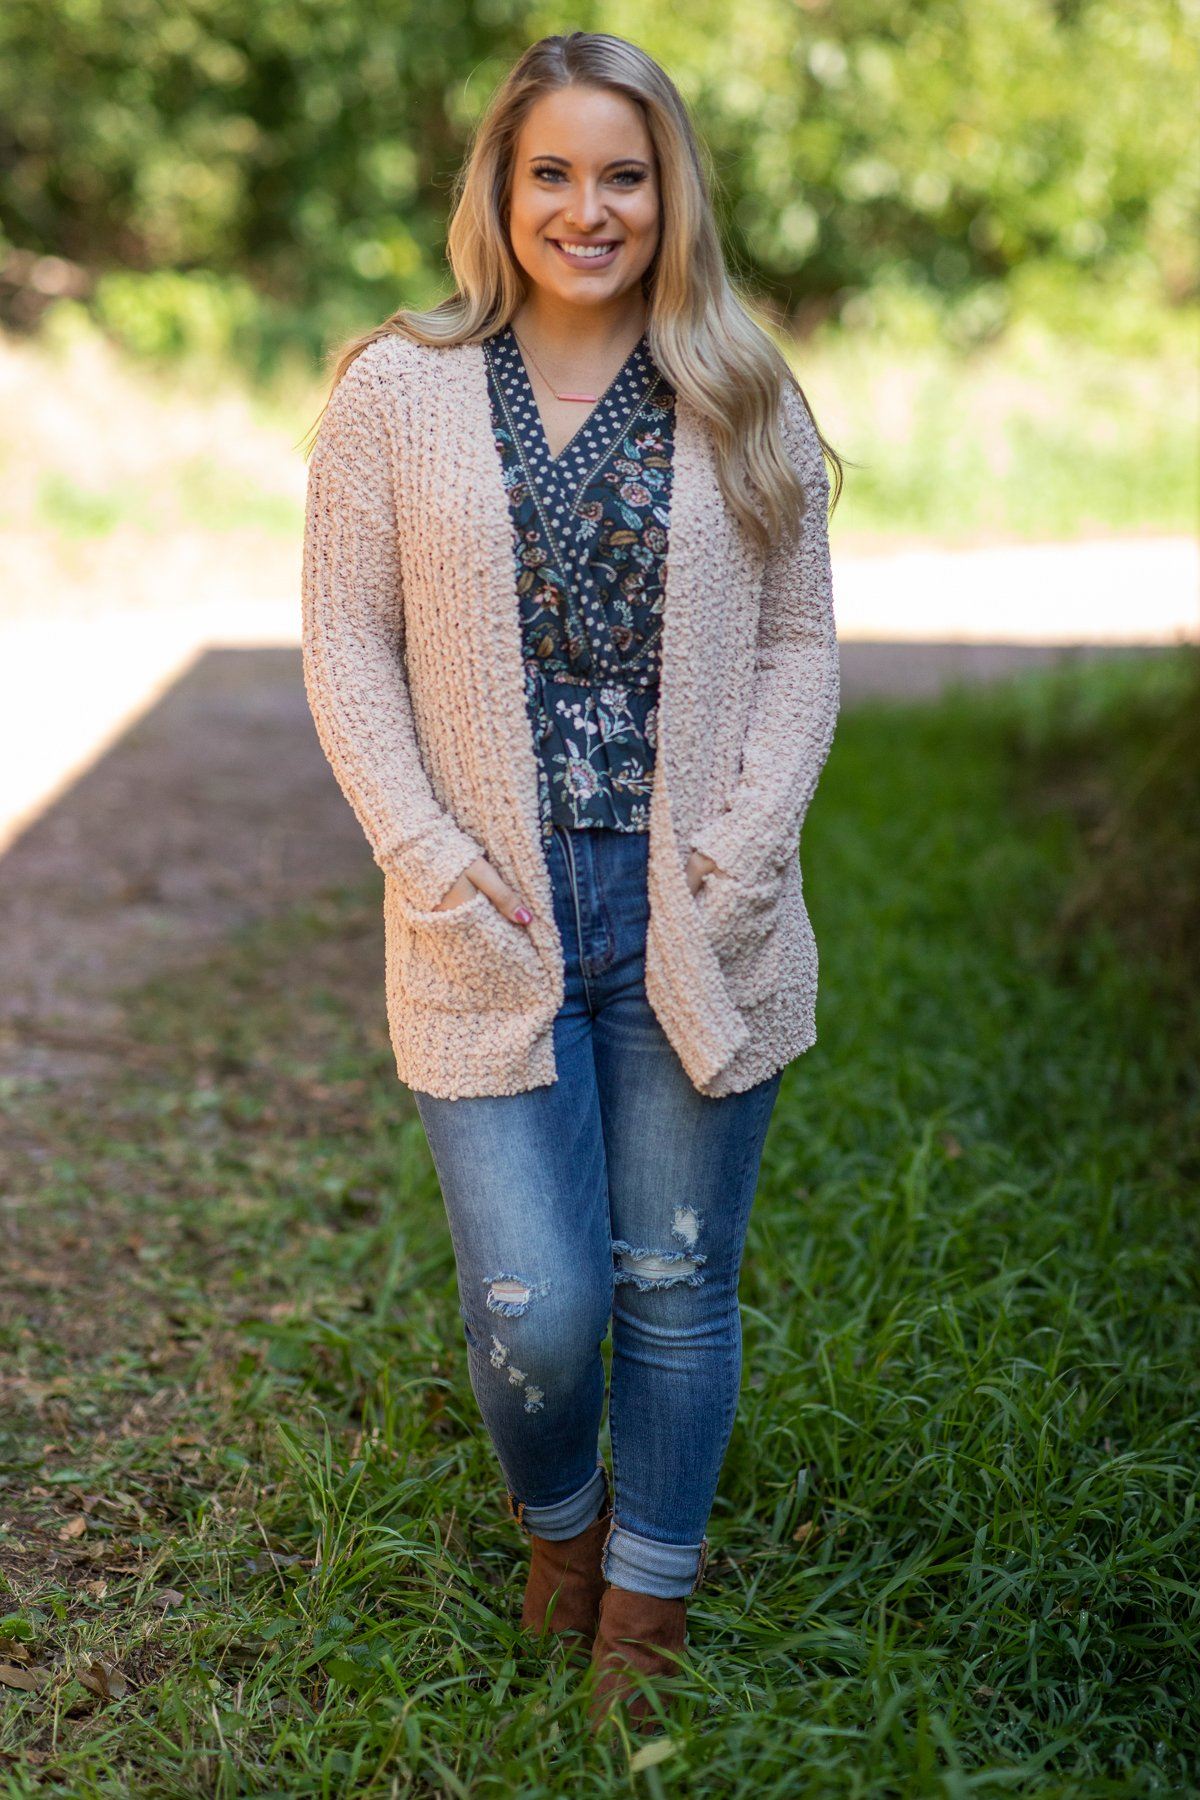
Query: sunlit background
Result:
<box><xmin>1</xmin><ymin>2</ymin><xmax>1196</xmax><ymax>856</ymax></box>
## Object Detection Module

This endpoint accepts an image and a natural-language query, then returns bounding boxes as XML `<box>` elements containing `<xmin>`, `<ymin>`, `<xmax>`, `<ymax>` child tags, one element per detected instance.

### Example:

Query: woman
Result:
<box><xmin>301</xmin><ymin>30</ymin><xmax>842</xmax><ymax>1736</ymax></box>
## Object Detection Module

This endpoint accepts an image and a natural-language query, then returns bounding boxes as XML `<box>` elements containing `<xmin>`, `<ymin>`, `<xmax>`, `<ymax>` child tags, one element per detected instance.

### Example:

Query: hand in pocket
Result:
<box><xmin>686</xmin><ymin>848</ymin><xmax>718</xmax><ymax>896</ymax></box>
<box><xmin>433</xmin><ymin>857</ymin><xmax>533</xmax><ymax>925</ymax></box>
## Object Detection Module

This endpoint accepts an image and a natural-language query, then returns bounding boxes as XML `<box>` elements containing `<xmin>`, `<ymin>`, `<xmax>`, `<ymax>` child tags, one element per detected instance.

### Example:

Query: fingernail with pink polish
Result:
<box><xmin>514</xmin><ymin>907</ymin><xmax>532</xmax><ymax>925</ymax></box>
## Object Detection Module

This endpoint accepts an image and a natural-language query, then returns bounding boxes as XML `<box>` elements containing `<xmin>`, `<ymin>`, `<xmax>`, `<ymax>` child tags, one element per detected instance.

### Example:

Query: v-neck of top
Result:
<box><xmin>486</xmin><ymin>322</ymin><xmax>662</xmax><ymax>504</ymax></box>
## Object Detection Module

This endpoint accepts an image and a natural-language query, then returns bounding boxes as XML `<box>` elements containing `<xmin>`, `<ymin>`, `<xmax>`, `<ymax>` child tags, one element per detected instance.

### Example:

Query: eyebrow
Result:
<box><xmin>527</xmin><ymin>154</ymin><xmax>650</xmax><ymax>169</ymax></box>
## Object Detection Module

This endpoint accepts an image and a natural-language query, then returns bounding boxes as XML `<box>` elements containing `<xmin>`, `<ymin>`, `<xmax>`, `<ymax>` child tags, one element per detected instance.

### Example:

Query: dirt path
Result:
<box><xmin>0</xmin><ymin>637</ymin><xmax>1172</xmax><ymax>1093</ymax></box>
<box><xmin>0</xmin><ymin>647</ymin><xmax>367</xmax><ymax>1089</ymax></box>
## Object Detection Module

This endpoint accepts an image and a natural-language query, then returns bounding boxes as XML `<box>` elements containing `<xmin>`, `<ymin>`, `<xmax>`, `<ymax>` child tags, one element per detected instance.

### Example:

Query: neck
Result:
<box><xmin>510</xmin><ymin>291</ymin><xmax>647</xmax><ymax>365</ymax></box>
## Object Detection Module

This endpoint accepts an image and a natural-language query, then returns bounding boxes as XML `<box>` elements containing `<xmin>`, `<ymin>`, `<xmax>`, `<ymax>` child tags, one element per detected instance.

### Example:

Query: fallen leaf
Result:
<box><xmin>154</xmin><ymin>1588</ymin><xmax>185</xmax><ymax>1609</ymax></box>
<box><xmin>0</xmin><ymin>1662</ymin><xmax>50</xmax><ymax>1693</ymax></box>
<box><xmin>58</xmin><ymin>1516</ymin><xmax>87</xmax><ymax>1541</ymax></box>
<box><xmin>77</xmin><ymin>1660</ymin><xmax>128</xmax><ymax>1701</ymax></box>
<box><xmin>246</xmin><ymin>1551</ymin><xmax>308</xmax><ymax>1574</ymax></box>
<box><xmin>629</xmin><ymin>1736</ymin><xmax>680</xmax><ymax>1773</ymax></box>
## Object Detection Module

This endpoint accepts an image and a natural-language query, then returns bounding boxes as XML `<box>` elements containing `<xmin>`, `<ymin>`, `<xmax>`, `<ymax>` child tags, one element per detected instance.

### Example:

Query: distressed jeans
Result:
<box><xmin>411</xmin><ymin>821</ymin><xmax>783</xmax><ymax>1600</ymax></box>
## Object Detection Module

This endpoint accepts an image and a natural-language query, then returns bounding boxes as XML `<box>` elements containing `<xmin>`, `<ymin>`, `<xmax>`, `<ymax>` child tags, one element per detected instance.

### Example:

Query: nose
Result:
<box><xmin>562</xmin><ymin>183</ymin><xmax>609</xmax><ymax>229</ymax></box>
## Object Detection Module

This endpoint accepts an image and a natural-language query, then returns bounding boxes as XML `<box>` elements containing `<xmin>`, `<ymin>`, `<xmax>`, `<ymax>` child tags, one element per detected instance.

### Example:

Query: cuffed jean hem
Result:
<box><xmin>506</xmin><ymin>1461</ymin><xmax>609</xmax><ymax>1541</ymax></box>
<box><xmin>601</xmin><ymin>1522</ymin><xmax>710</xmax><ymax>1599</ymax></box>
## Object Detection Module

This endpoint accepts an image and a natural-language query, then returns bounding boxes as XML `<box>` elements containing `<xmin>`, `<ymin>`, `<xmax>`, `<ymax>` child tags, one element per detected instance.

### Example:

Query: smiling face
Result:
<box><xmin>507</xmin><ymin>84</ymin><xmax>661</xmax><ymax>316</ymax></box>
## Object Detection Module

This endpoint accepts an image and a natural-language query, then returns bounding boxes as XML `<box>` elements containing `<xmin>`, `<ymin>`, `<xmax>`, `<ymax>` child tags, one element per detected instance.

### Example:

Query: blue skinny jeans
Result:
<box><xmin>411</xmin><ymin>821</ymin><xmax>782</xmax><ymax>1600</ymax></box>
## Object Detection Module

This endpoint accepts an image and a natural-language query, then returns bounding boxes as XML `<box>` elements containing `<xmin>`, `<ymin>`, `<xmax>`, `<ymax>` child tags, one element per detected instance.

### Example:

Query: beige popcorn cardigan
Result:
<box><xmin>301</xmin><ymin>332</ymin><xmax>840</xmax><ymax>1101</ymax></box>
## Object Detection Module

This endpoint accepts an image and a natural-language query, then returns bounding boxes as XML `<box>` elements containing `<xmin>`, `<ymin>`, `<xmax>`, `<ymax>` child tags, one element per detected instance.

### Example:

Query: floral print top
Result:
<box><xmin>482</xmin><ymin>321</ymin><xmax>676</xmax><ymax>843</ymax></box>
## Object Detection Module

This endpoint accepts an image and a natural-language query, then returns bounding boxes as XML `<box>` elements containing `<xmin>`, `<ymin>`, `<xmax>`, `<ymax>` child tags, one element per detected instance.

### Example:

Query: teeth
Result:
<box><xmin>555</xmin><ymin>242</ymin><xmax>616</xmax><ymax>259</ymax></box>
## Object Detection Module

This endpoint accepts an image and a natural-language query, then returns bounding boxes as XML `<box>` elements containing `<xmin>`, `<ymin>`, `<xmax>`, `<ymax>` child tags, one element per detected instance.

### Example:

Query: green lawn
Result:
<box><xmin>1</xmin><ymin>651</ymin><xmax>1197</xmax><ymax>1796</ymax></box>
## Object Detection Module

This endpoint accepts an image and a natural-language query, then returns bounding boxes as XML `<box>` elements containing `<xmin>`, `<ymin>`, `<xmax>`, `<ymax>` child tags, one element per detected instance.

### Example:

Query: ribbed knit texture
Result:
<box><xmin>301</xmin><ymin>333</ymin><xmax>839</xmax><ymax>1099</ymax></box>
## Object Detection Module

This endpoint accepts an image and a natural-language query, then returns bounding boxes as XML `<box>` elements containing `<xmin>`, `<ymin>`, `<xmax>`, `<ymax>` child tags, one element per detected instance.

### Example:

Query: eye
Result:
<box><xmin>530</xmin><ymin>165</ymin><xmax>647</xmax><ymax>186</ymax></box>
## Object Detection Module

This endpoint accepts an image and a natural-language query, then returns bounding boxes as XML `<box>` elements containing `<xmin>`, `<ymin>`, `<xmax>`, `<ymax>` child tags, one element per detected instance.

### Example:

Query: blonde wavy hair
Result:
<box><xmin>304</xmin><ymin>30</ymin><xmax>844</xmax><ymax>554</ymax></box>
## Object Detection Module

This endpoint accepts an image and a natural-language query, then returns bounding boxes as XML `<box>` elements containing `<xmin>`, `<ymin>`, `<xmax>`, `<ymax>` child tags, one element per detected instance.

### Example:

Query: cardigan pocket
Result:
<box><xmin>390</xmin><ymin>883</ymin><xmax>546</xmax><ymax>1014</ymax></box>
<box><xmin>690</xmin><ymin>862</ymin><xmax>785</xmax><ymax>1010</ymax></box>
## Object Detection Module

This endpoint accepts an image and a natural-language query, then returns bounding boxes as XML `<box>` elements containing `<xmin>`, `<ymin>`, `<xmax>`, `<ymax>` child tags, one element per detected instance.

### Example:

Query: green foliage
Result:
<box><xmin>0</xmin><ymin>0</ymin><xmax>1194</xmax><ymax>355</ymax></box>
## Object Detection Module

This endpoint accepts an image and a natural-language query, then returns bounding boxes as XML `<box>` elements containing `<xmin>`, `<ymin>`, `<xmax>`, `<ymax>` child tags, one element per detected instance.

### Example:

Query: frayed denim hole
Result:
<box><xmin>611</xmin><ymin>1238</ymin><xmax>708</xmax><ymax>1290</ymax></box>
<box><xmin>483</xmin><ymin>1271</ymin><xmax>550</xmax><ymax>1317</ymax></box>
<box><xmin>672</xmin><ymin>1204</ymin><xmax>702</xmax><ymax>1249</ymax></box>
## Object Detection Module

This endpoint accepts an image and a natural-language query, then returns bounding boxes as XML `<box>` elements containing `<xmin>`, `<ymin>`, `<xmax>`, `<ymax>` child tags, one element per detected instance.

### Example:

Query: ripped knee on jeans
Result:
<box><xmin>612</xmin><ymin>1205</ymin><xmax>707</xmax><ymax>1290</ymax></box>
<box><xmin>484</xmin><ymin>1270</ymin><xmax>550</xmax><ymax>1318</ymax></box>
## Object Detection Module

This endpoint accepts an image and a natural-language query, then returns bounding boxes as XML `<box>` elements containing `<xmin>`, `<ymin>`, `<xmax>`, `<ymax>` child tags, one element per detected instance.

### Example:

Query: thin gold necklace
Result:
<box><xmin>510</xmin><ymin>323</ymin><xmax>643</xmax><ymax>405</ymax></box>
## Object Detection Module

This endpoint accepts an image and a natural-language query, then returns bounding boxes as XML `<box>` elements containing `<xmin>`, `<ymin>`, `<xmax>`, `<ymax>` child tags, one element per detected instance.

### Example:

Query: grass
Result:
<box><xmin>1</xmin><ymin>650</ymin><xmax>1197</xmax><ymax>1796</ymax></box>
<box><xmin>810</xmin><ymin>309</ymin><xmax>1199</xmax><ymax>545</ymax></box>
<box><xmin>2</xmin><ymin>302</ymin><xmax>1197</xmax><ymax>568</ymax></box>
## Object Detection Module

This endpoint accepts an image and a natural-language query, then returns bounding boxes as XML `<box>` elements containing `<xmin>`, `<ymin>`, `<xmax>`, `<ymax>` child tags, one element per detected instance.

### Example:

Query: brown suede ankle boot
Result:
<box><xmin>587</xmin><ymin>1582</ymin><xmax>690</xmax><ymax>1735</ymax></box>
<box><xmin>520</xmin><ymin>1501</ymin><xmax>612</xmax><ymax>1647</ymax></box>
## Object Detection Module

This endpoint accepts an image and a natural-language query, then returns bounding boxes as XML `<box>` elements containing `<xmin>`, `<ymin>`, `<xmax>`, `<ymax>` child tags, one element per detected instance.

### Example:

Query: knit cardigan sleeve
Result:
<box><xmin>688</xmin><ymin>380</ymin><xmax>840</xmax><ymax>885</ymax></box>
<box><xmin>301</xmin><ymin>348</ymin><xmax>486</xmax><ymax>913</ymax></box>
